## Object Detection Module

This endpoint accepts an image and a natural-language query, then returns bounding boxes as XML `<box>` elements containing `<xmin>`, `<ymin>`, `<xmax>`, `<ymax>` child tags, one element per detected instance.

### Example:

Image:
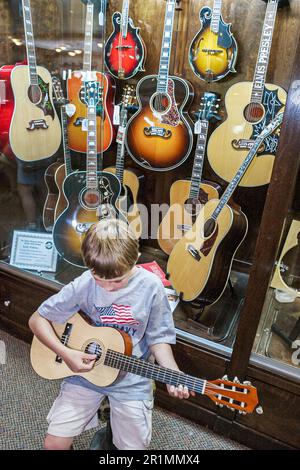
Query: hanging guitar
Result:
<box><xmin>158</xmin><ymin>92</ymin><xmax>221</xmax><ymax>255</ymax></box>
<box><xmin>9</xmin><ymin>0</ymin><xmax>61</xmax><ymax>163</ymax></box>
<box><xmin>43</xmin><ymin>76</ymin><xmax>74</xmax><ymax>232</ymax></box>
<box><xmin>125</xmin><ymin>0</ymin><xmax>194</xmax><ymax>171</ymax></box>
<box><xmin>189</xmin><ymin>0</ymin><xmax>238</xmax><ymax>82</ymax></box>
<box><xmin>106</xmin><ymin>85</ymin><xmax>142</xmax><ymax>238</ymax></box>
<box><xmin>105</xmin><ymin>0</ymin><xmax>146</xmax><ymax>80</ymax></box>
<box><xmin>67</xmin><ymin>0</ymin><xmax>115</xmax><ymax>154</ymax></box>
<box><xmin>53</xmin><ymin>76</ymin><xmax>121</xmax><ymax>268</ymax></box>
<box><xmin>207</xmin><ymin>0</ymin><xmax>286</xmax><ymax>187</ymax></box>
<box><xmin>167</xmin><ymin>112</ymin><xmax>284</xmax><ymax>304</ymax></box>
<box><xmin>30</xmin><ymin>312</ymin><xmax>261</xmax><ymax>415</ymax></box>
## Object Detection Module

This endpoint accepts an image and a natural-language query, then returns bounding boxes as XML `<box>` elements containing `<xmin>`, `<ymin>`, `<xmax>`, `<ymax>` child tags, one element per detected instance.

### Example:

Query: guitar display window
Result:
<box><xmin>1</xmin><ymin>0</ymin><xmax>300</xmax><ymax>449</ymax></box>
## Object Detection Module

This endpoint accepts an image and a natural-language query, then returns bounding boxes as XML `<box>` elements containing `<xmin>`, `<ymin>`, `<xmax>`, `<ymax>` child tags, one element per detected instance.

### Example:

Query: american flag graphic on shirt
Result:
<box><xmin>97</xmin><ymin>304</ymin><xmax>139</xmax><ymax>325</ymax></box>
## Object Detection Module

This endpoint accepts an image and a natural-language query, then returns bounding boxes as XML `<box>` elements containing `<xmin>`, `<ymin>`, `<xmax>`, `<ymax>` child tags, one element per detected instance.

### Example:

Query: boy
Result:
<box><xmin>29</xmin><ymin>219</ymin><xmax>194</xmax><ymax>450</ymax></box>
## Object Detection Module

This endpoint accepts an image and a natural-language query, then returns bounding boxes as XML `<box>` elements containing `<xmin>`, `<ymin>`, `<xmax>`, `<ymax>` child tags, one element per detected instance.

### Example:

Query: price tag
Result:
<box><xmin>194</xmin><ymin>121</ymin><xmax>202</xmax><ymax>135</ymax></box>
<box><xmin>113</xmin><ymin>105</ymin><xmax>121</xmax><ymax>125</ymax></box>
<box><xmin>116</xmin><ymin>126</ymin><xmax>125</xmax><ymax>144</ymax></box>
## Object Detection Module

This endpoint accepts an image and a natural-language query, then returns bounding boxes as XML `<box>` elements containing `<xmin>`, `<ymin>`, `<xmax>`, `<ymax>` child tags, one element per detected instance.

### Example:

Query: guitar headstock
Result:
<box><xmin>121</xmin><ymin>84</ymin><xmax>137</xmax><ymax>110</ymax></box>
<box><xmin>51</xmin><ymin>75</ymin><xmax>67</xmax><ymax>106</ymax></box>
<box><xmin>204</xmin><ymin>376</ymin><xmax>260</xmax><ymax>415</ymax></box>
<box><xmin>196</xmin><ymin>92</ymin><xmax>221</xmax><ymax>123</ymax></box>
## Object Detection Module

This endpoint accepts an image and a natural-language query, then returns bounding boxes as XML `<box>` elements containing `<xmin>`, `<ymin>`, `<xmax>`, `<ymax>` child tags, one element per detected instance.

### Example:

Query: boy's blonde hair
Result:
<box><xmin>81</xmin><ymin>218</ymin><xmax>139</xmax><ymax>279</ymax></box>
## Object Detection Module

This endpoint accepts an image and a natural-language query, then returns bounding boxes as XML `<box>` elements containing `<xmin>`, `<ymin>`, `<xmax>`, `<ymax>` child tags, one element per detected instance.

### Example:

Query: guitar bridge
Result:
<box><xmin>27</xmin><ymin>119</ymin><xmax>48</xmax><ymax>131</ymax></box>
<box><xmin>56</xmin><ymin>322</ymin><xmax>73</xmax><ymax>363</ymax></box>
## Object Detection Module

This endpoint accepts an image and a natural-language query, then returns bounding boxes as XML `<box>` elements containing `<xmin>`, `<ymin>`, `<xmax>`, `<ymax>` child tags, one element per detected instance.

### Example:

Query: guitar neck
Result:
<box><xmin>189</xmin><ymin>121</ymin><xmax>208</xmax><ymax>200</ymax></box>
<box><xmin>104</xmin><ymin>348</ymin><xmax>206</xmax><ymax>394</ymax></box>
<box><xmin>211</xmin><ymin>0</ymin><xmax>222</xmax><ymax>33</ymax></box>
<box><xmin>157</xmin><ymin>0</ymin><xmax>176</xmax><ymax>94</ymax></box>
<box><xmin>22</xmin><ymin>0</ymin><xmax>38</xmax><ymax>85</ymax></box>
<box><xmin>98</xmin><ymin>0</ymin><xmax>108</xmax><ymax>76</ymax></box>
<box><xmin>116</xmin><ymin>106</ymin><xmax>128</xmax><ymax>185</ymax></box>
<box><xmin>83</xmin><ymin>2</ymin><xmax>94</xmax><ymax>73</ymax></box>
<box><xmin>251</xmin><ymin>0</ymin><xmax>279</xmax><ymax>103</ymax></box>
<box><xmin>121</xmin><ymin>0</ymin><xmax>130</xmax><ymax>38</ymax></box>
<box><xmin>86</xmin><ymin>100</ymin><xmax>98</xmax><ymax>187</ymax></box>
<box><xmin>60</xmin><ymin>106</ymin><xmax>72</xmax><ymax>176</ymax></box>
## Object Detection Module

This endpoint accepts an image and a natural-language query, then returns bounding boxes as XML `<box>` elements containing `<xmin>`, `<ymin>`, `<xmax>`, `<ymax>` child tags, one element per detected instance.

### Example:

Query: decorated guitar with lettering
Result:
<box><xmin>53</xmin><ymin>76</ymin><xmax>121</xmax><ymax>268</ymax></box>
<box><xmin>9</xmin><ymin>0</ymin><xmax>61</xmax><ymax>163</ymax></box>
<box><xmin>167</xmin><ymin>113</ymin><xmax>283</xmax><ymax>304</ymax></box>
<box><xmin>106</xmin><ymin>85</ymin><xmax>142</xmax><ymax>238</ymax></box>
<box><xmin>207</xmin><ymin>0</ymin><xmax>286</xmax><ymax>187</ymax></box>
<box><xmin>67</xmin><ymin>0</ymin><xmax>115</xmax><ymax>154</ymax></box>
<box><xmin>30</xmin><ymin>312</ymin><xmax>261</xmax><ymax>415</ymax></box>
<box><xmin>158</xmin><ymin>92</ymin><xmax>221</xmax><ymax>255</ymax></box>
<box><xmin>189</xmin><ymin>0</ymin><xmax>238</xmax><ymax>82</ymax></box>
<box><xmin>125</xmin><ymin>0</ymin><xmax>194</xmax><ymax>171</ymax></box>
<box><xmin>105</xmin><ymin>0</ymin><xmax>146</xmax><ymax>79</ymax></box>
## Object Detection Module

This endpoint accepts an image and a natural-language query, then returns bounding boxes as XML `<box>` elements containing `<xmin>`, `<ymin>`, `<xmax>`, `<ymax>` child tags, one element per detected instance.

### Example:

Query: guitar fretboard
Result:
<box><xmin>251</xmin><ymin>0</ymin><xmax>279</xmax><ymax>104</ymax></box>
<box><xmin>157</xmin><ymin>0</ymin><xmax>176</xmax><ymax>94</ymax></box>
<box><xmin>22</xmin><ymin>0</ymin><xmax>38</xmax><ymax>85</ymax></box>
<box><xmin>61</xmin><ymin>106</ymin><xmax>72</xmax><ymax>176</ymax></box>
<box><xmin>189</xmin><ymin>121</ymin><xmax>208</xmax><ymax>200</ymax></box>
<box><xmin>83</xmin><ymin>3</ymin><xmax>94</xmax><ymax>73</ymax></box>
<box><xmin>116</xmin><ymin>106</ymin><xmax>128</xmax><ymax>185</ymax></box>
<box><xmin>87</xmin><ymin>97</ymin><xmax>98</xmax><ymax>189</ymax></box>
<box><xmin>211</xmin><ymin>0</ymin><xmax>222</xmax><ymax>33</ymax></box>
<box><xmin>121</xmin><ymin>0</ymin><xmax>130</xmax><ymax>38</ymax></box>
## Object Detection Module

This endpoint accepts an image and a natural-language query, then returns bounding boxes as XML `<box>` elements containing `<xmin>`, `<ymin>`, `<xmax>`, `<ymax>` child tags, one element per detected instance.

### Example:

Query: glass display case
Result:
<box><xmin>1</xmin><ymin>0</ymin><xmax>300</xmax><ymax>449</ymax></box>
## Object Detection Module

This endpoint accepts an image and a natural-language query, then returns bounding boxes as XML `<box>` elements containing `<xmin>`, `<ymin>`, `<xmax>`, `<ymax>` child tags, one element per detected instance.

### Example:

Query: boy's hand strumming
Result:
<box><xmin>61</xmin><ymin>349</ymin><xmax>97</xmax><ymax>373</ymax></box>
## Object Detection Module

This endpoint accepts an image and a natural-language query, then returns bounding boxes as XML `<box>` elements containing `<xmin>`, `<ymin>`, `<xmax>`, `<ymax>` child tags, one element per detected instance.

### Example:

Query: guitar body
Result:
<box><xmin>125</xmin><ymin>75</ymin><xmax>194</xmax><ymax>171</ymax></box>
<box><xmin>167</xmin><ymin>198</ymin><xmax>248</xmax><ymax>304</ymax></box>
<box><xmin>42</xmin><ymin>161</ymin><xmax>63</xmax><ymax>232</ymax></box>
<box><xmin>105</xmin><ymin>166</ymin><xmax>142</xmax><ymax>238</ymax></box>
<box><xmin>207</xmin><ymin>81</ymin><xmax>286</xmax><ymax>187</ymax></box>
<box><xmin>31</xmin><ymin>313</ymin><xmax>131</xmax><ymax>386</ymax></box>
<box><xmin>158</xmin><ymin>179</ymin><xmax>220</xmax><ymax>255</ymax></box>
<box><xmin>53</xmin><ymin>171</ymin><xmax>121</xmax><ymax>267</ymax></box>
<box><xmin>189</xmin><ymin>7</ymin><xmax>237</xmax><ymax>82</ymax></box>
<box><xmin>9</xmin><ymin>65</ymin><xmax>61</xmax><ymax>162</ymax></box>
<box><xmin>281</xmin><ymin>237</ymin><xmax>300</xmax><ymax>291</ymax></box>
<box><xmin>67</xmin><ymin>71</ymin><xmax>115</xmax><ymax>154</ymax></box>
<box><xmin>105</xmin><ymin>12</ymin><xmax>146</xmax><ymax>80</ymax></box>
<box><xmin>0</xmin><ymin>64</ymin><xmax>17</xmax><ymax>160</ymax></box>
<box><xmin>53</xmin><ymin>164</ymin><xmax>69</xmax><ymax>222</ymax></box>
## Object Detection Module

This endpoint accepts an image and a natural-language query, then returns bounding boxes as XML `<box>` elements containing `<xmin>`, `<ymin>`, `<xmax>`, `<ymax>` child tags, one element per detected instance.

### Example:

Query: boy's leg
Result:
<box><xmin>45</xmin><ymin>381</ymin><xmax>105</xmax><ymax>450</ymax></box>
<box><xmin>109</xmin><ymin>397</ymin><xmax>154</xmax><ymax>450</ymax></box>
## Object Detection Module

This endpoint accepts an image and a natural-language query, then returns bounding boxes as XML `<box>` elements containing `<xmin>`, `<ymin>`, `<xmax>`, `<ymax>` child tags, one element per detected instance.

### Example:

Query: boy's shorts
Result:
<box><xmin>46</xmin><ymin>381</ymin><xmax>154</xmax><ymax>450</ymax></box>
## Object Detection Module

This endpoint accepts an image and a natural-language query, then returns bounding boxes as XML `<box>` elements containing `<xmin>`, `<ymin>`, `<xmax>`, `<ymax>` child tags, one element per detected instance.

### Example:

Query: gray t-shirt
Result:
<box><xmin>38</xmin><ymin>267</ymin><xmax>176</xmax><ymax>400</ymax></box>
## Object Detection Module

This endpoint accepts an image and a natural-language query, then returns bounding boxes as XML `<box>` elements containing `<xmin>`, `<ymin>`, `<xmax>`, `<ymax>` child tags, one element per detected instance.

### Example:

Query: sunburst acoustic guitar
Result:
<box><xmin>189</xmin><ymin>0</ymin><xmax>238</xmax><ymax>82</ymax></box>
<box><xmin>158</xmin><ymin>92</ymin><xmax>221</xmax><ymax>255</ymax></box>
<box><xmin>30</xmin><ymin>312</ymin><xmax>260</xmax><ymax>415</ymax></box>
<box><xmin>167</xmin><ymin>113</ymin><xmax>283</xmax><ymax>305</ymax></box>
<box><xmin>67</xmin><ymin>0</ymin><xmax>115</xmax><ymax>154</ymax></box>
<box><xmin>207</xmin><ymin>0</ymin><xmax>286</xmax><ymax>187</ymax></box>
<box><xmin>125</xmin><ymin>0</ymin><xmax>194</xmax><ymax>171</ymax></box>
<box><xmin>9</xmin><ymin>0</ymin><xmax>61</xmax><ymax>163</ymax></box>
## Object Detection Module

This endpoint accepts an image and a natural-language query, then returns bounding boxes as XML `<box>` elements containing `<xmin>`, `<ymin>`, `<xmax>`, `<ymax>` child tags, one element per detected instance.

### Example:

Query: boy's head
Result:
<box><xmin>81</xmin><ymin>218</ymin><xmax>140</xmax><ymax>291</ymax></box>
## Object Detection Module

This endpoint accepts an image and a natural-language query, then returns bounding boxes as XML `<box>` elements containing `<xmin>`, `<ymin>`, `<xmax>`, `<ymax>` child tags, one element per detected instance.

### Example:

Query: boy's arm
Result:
<box><xmin>29</xmin><ymin>311</ymin><xmax>96</xmax><ymax>373</ymax></box>
<box><xmin>149</xmin><ymin>343</ymin><xmax>195</xmax><ymax>400</ymax></box>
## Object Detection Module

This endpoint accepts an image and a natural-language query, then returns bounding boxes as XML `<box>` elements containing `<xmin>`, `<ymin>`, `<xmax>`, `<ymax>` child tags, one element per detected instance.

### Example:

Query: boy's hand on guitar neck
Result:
<box><xmin>167</xmin><ymin>383</ymin><xmax>196</xmax><ymax>400</ymax></box>
<box><xmin>61</xmin><ymin>349</ymin><xmax>97</xmax><ymax>373</ymax></box>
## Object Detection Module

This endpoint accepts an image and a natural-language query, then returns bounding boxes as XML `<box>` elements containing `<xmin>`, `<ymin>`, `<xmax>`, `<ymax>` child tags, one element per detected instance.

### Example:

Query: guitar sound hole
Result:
<box><xmin>151</xmin><ymin>92</ymin><xmax>171</xmax><ymax>114</ymax></box>
<box><xmin>244</xmin><ymin>103</ymin><xmax>264</xmax><ymax>123</ymax></box>
<box><xmin>28</xmin><ymin>84</ymin><xmax>42</xmax><ymax>104</ymax></box>
<box><xmin>82</xmin><ymin>189</ymin><xmax>100</xmax><ymax>209</ymax></box>
<box><xmin>203</xmin><ymin>218</ymin><xmax>216</xmax><ymax>238</ymax></box>
<box><xmin>85</xmin><ymin>342</ymin><xmax>103</xmax><ymax>361</ymax></box>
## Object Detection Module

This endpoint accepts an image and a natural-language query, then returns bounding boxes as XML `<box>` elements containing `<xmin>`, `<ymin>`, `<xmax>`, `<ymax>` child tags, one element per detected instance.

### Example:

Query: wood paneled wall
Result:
<box><xmin>0</xmin><ymin>0</ymin><xmax>299</xmax><ymax>263</ymax></box>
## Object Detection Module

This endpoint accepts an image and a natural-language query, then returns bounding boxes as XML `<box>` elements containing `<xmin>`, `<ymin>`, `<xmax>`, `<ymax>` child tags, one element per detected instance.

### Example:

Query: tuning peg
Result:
<box><xmin>256</xmin><ymin>406</ymin><xmax>264</xmax><ymax>415</ymax></box>
<box><xmin>222</xmin><ymin>375</ymin><xmax>228</xmax><ymax>381</ymax></box>
<box><xmin>238</xmin><ymin>411</ymin><xmax>247</xmax><ymax>415</ymax></box>
<box><xmin>233</xmin><ymin>377</ymin><xmax>240</xmax><ymax>383</ymax></box>
<box><xmin>243</xmin><ymin>380</ymin><xmax>251</xmax><ymax>386</ymax></box>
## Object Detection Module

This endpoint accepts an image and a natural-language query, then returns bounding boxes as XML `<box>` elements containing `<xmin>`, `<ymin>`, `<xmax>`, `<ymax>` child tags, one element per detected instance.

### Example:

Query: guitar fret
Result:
<box><xmin>188</xmin><ymin>120</ymin><xmax>209</xmax><ymax>200</ymax></box>
<box><xmin>157</xmin><ymin>1</ymin><xmax>176</xmax><ymax>93</ymax></box>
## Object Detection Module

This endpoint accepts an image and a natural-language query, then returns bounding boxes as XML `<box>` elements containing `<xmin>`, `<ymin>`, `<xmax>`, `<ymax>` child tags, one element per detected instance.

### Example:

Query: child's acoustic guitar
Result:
<box><xmin>30</xmin><ymin>313</ymin><xmax>260</xmax><ymax>415</ymax></box>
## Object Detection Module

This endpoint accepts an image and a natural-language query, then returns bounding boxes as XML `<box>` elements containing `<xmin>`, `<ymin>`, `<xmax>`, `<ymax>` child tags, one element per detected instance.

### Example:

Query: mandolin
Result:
<box><xmin>53</xmin><ymin>76</ymin><xmax>121</xmax><ymax>268</ymax></box>
<box><xmin>9</xmin><ymin>0</ymin><xmax>61</xmax><ymax>163</ymax></box>
<box><xmin>125</xmin><ymin>0</ymin><xmax>194</xmax><ymax>171</ymax></box>
<box><xmin>158</xmin><ymin>92</ymin><xmax>221</xmax><ymax>255</ymax></box>
<box><xmin>207</xmin><ymin>0</ymin><xmax>286</xmax><ymax>187</ymax></box>
<box><xmin>67</xmin><ymin>0</ymin><xmax>115</xmax><ymax>154</ymax></box>
<box><xmin>189</xmin><ymin>0</ymin><xmax>238</xmax><ymax>82</ymax></box>
<box><xmin>105</xmin><ymin>0</ymin><xmax>146</xmax><ymax>80</ymax></box>
<box><xmin>30</xmin><ymin>312</ymin><xmax>260</xmax><ymax>415</ymax></box>
<box><xmin>105</xmin><ymin>85</ymin><xmax>142</xmax><ymax>238</ymax></box>
<box><xmin>167</xmin><ymin>113</ymin><xmax>284</xmax><ymax>304</ymax></box>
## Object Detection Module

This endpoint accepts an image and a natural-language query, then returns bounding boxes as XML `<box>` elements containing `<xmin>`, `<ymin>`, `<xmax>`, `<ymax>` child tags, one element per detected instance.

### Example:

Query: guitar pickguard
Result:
<box><xmin>36</xmin><ymin>76</ymin><xmax>55</xmax><ymax>120</ymax></box>
<box><xmin>251</xmin><ymin>88</ymin><xmax>284</xmax><ymax>155</ymax></box>
<box><xmin>161</xmin><ymin>79</ymin><xmax>181</xmax><ymax>127</ymax></box>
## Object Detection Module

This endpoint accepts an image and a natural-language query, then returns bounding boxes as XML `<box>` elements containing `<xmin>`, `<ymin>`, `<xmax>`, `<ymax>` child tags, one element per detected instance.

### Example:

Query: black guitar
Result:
<box><xmin>53</xmin><ymin>76</ymin><xmax>121</xmax><ymax>268</ymax></box>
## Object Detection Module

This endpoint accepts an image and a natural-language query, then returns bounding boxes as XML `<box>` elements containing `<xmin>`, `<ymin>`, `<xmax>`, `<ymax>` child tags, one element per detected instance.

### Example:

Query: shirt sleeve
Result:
<box><xmin>38</xmin><ymin>280</ymin><xmax>81</xmax><ymax>324</ymax></box>
<box><xmin>145</xmin><ymin>281</ymin><xmax>176</xmax><ymax>346</ymax></box>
